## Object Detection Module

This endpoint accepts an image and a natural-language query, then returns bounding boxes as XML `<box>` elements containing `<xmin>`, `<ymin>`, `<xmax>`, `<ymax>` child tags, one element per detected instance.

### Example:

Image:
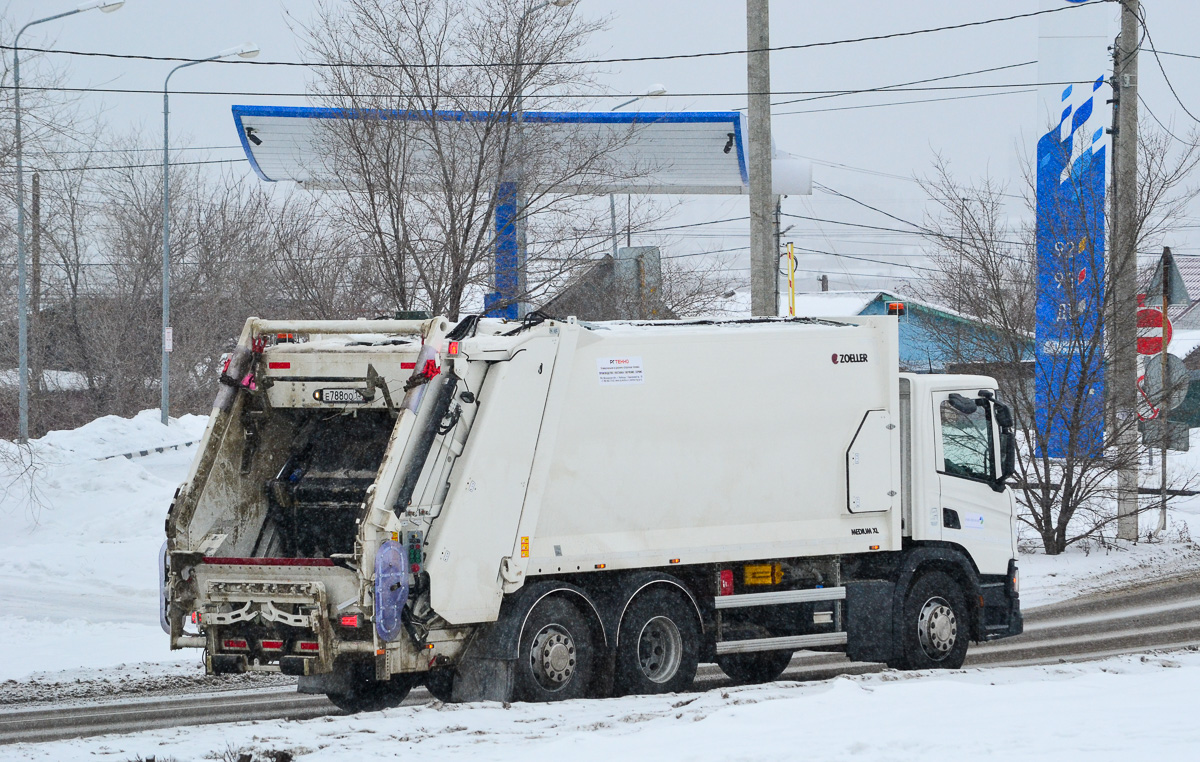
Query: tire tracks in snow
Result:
<box><xmin>4</xmin><ymin>571</ymin><xmax>1200</xmax><ymax>745</ymax></box>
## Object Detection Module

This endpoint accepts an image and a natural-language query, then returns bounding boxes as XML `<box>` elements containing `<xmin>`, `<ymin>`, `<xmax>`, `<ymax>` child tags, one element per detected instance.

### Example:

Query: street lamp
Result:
<box><xmin>11</xmin><ymin>0</ymin><xmax>125</xmax><ymax>442</ymax></box>
<box><xmin>161</xmin><ymin>43</ymin><xmax>259</xmax><ymax>426</ymax></box>
<box><xmin>609</xmin><ymin>84</ymin><xmax>667</xmax><ymax>258</ymax></box>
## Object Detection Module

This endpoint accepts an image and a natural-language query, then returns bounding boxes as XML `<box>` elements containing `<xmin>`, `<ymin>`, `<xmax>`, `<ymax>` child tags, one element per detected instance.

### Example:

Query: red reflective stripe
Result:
<box><xmin>299</xmin><ymin>642</ymin><xmax>320</xmax><ymax>651</ymax></box>
<box><xmin>202</xmin><ymin>557</ymin><xmax>335</xmax><ymax>567</ymax></box>
<box><xmin>268</xmin><ymin>361</ymin><xmax>291</xmax><ymax>369</ymax></box>
<box><xmin>401</xmin><ymin>362</ymin><xmax>416</xmax><ymax>369</ymax></box>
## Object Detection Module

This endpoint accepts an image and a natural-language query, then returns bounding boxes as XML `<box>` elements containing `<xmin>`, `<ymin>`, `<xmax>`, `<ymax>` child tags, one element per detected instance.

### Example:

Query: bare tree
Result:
<box><xmin>299</xmin><ymin>0</ymin><xmax>650</xmax><ymax>319</ymax></box>
<box><xmin>915</xmin><ymin>123</ymin><xmax>1200</xmax><ymax>554</ymax></box>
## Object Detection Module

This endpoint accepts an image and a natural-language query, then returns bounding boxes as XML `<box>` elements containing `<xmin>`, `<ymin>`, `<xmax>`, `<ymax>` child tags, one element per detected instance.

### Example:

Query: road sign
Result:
<box><xmin>1136</xmin><ymin>308</ymin><xmax>1172</xmax><ymax>355</ymax></box>
<box><xmin>1142</xmin><ymin>352</ymin><xmax>1190</xmax><ymax>412</ymax></box>
<box><xmin>1143</xmin><ymin>246</ymin><xmax>1192</xmax><ymax>307</ymax></box>
<box><xmin>1140</xmin><ymin>418</ymin><xmax>1191</xmax><ymax>452</ymax></box>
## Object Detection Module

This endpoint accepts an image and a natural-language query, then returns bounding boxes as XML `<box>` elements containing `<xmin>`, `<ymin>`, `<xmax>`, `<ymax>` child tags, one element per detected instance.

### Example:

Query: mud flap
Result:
<box><xmin>845</xmin><ymin>580</ymin><xmax>896</xmax><ymax>663</ymax></box>
<box><xmin>451</xmin><ymin>657</ymin><xmax>516</xmax><ymax>703</ymax></box>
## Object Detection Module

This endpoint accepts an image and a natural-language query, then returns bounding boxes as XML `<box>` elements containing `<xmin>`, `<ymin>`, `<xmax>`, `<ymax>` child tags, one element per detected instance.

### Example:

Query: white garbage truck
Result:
<box><xmin>162</xmin><ymin>313</ymin><xmax>1022</xmax><ymax>710</ymax></box>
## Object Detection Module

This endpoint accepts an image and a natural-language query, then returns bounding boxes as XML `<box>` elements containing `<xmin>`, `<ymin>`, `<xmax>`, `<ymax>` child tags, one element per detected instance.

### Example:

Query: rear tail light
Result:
<box><xmin>718</xmin><ymin>569</ymin><xmax>734</xmax><ymax>596</ymax></box>
<box><xmin>190</xmin><ymin>611</ymin><xmax>202</xmax><ymax>625</ymax></box>
<box><xmin>260</xmin><ymin>640</ymin><xmax>284</xmax><ymax>652</ymax></box>
<box><xmin>340</xmin><ymin>615</ymin><xmax>359</xmax><ymax>628</ymax></box>
<box><xmin>222</xmin><ymin>638</ymin><xmax>249</xmax><ymax>651</ymax></box>
<box><xmin>447</xmin><ymin>340</ymin><xmax>460</xmax><ymax>356</ymax></box>
<box><xmin>297</xmin><ymin>641</ymin><xmax>320</xmax><ymax>652</ymax></box>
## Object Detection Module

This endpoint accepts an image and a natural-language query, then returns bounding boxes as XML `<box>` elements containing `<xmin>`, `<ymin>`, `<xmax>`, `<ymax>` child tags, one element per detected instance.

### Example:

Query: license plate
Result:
<box><xmin>315</xmin><ymin>388</ymin><xmax>366</xmax><ymax>404</ymax></box>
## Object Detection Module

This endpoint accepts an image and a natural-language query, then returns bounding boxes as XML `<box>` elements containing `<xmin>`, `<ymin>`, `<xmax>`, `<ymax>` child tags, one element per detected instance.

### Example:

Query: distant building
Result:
<box><xmin>540</xmin><ymin>247</ymin><xmax>676</xmax><ymax>322</ymax></box>
<box><xmin>788</xmin><ymin>290</ymin><xmax>1034</xmax><ymax>374</ymax></box>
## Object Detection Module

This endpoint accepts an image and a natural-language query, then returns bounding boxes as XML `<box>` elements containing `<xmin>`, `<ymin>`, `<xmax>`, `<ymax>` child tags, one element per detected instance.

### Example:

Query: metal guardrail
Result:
<box><xmin>94</xmin><ymin>440</ymin><xmax>200</xmax><ymax>461</ymax></box>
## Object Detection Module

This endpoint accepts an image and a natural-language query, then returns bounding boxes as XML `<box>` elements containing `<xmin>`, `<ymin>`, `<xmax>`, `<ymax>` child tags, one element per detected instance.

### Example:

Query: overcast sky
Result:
<box><xmin>7</xmin><ymin>0</ymin><xmax>1200</xmax><ymax>296</ymax></box>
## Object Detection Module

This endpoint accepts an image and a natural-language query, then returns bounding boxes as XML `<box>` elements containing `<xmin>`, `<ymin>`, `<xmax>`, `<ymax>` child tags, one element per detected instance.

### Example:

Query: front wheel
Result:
<box><xmin>514</xmin><ymin>596</ymin><xmax>596</xmax><ymax>702</ymax></box>
<box><xmin>890</xmin><ymin>571</ymin><xmax>970</xmax><ymax>670</ymax></box>
<box><xmin>613</xmin><ymin>588</ymin><xmax>700</xmax><ymax>695</ymax></box>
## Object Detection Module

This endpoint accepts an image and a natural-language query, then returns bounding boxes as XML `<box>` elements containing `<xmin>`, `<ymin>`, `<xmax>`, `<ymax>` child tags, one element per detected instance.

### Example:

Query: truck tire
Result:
<box><xmin>325</xmin><ymin>665</ymin><xmax>419</xmax><ymax>713</ymax></box>
<box><xmin>891</xmin><ymin>571</ymin><xmax>969</xmax><ymax>670</ymax></box>
<box><xmin>716</xmin><ymin>649</ymin><xmax>793</xmax><ymax>684</ymax></box>
<box><xmin>514</xmin><ymin>596</ymin><xmax>595</xmax><ymax>702</ymax></box>
<box><xmin>613</xmin><ymin>587</ymin><xmax>700</xmax><ymax>696</ymax></box>
<box><xmin>425</xmin><ymin>668</ymin><xmax>455</xmax><ymax>702</ymax></box>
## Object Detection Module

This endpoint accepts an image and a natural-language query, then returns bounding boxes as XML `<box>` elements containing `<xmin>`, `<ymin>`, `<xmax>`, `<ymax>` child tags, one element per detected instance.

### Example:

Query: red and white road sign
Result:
<box><xmin>1137</xmin><ymin>307</ymin><xmax>1172</xmax><ymax>355</ymax></box>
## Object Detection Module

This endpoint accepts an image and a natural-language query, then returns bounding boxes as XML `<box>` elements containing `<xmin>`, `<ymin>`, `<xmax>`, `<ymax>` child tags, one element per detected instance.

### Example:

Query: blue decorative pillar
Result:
<box><xmin>485</xmin><ymin>181</ymin><xmax>520</xmax><ymax>319</ymax></box>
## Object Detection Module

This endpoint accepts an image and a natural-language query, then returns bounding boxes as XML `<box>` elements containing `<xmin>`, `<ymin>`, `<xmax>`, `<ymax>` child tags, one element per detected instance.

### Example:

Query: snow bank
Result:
<box><xmin>0</xmin><ymin>412</ymin><xmax>208</xmax><ymax>681</ymax></box>
<box><xmin>0</xmin><ymin>369</ymin><xmax>90</xmax><ymax>392</ymax></box>
<box><xmin>9</xmin><ymin>651</ymin><xmax>1200</xmax><ymax>761</ymax></box>
<box><xmin>36</xmin><ymin>408</ymin><xmax>207</xmax><ymax>459</ymax></box>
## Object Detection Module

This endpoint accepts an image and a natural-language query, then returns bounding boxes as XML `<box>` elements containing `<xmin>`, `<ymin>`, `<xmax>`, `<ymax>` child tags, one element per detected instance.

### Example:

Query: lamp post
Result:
<box><xmin>161</xmin><ymin>43</ymin><xmax>259</xmax><ymax>425</ymax></box>
<box><xmin>608</xmin><ymin>85</ymin><xmax>667</xmax><ymax>258</ymax></box>
<box><xmin>12</xmin><ymin>0</ymin><xmax>125</xmax><ymax>442</ymax></box>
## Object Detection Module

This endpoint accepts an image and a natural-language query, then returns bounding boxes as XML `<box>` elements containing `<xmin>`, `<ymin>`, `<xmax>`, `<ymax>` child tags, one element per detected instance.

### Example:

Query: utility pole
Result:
<box><xmin>30</xmin><ymin>171</ymin><xmax>42</xmax><ymax>423</ymax></box>
<box><xmin>1112</xmin><ymin>0</ymin><xmax>1140</xmax><ymax>541</ymax></box>
<box><xmin>747</xmin><ymin>0</ymin><xmax>775</xmax><ymax>317</ymax></box>
<box><xmin>773</xmin><ymin>197</ymin><xmax>783</xmax><ymax>313</ymax></box>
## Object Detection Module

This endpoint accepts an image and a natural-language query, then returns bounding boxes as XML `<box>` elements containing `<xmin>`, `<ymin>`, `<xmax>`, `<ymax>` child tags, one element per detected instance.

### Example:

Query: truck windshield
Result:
<box><xmin>939</xmin><ymin>399</ymin><xmax>994</xmax><ymax>482</ymax></box>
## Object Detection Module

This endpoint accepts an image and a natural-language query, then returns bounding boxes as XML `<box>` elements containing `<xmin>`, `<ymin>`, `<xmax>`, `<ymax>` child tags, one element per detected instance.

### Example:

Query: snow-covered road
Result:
<box><xmin>4</xmin><ymin>650</ymin><xmax>1199</xmax><ymax>761</ymax></box>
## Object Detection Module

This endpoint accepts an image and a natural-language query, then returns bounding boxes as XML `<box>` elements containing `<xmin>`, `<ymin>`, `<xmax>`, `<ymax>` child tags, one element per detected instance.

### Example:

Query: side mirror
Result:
<box><xmin>947</xmin><ymin>393</ymin><xmax>978</xmax><ymax>415</ymax></box>
<box><xmin>993</xmin><ymin>401</ymin><xmax>1013</xmax><ymax>429</ymax></box>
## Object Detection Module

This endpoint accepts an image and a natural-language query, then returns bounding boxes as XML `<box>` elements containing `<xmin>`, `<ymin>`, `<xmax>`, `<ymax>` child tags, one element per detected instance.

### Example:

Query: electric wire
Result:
<box><xmin>0</xmin><ymin>80</ymin><xmax>1103</xmax><ymax>100</ymax></box>
<box><xmin>1133</xmin><ymin>3</ymin><xmax>1200</xmax><ymax>124</ymax></box>
<box><xmin>0</xmin><ymin>3</ymin><xmax>1106</xmax><ymax>71</ymax></box>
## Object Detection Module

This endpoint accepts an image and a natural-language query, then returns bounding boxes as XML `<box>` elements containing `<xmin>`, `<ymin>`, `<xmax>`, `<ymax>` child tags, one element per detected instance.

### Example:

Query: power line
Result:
<box><xmin>762</xmin><ymin>60</ymin><xmax>1036</xmax><ymax>110</ymax></box>
<box><xmin>0</xmin><ymin>4</ymin><xmax>1103</xmax><ymax>71</ymax></box>
<box><xmin>0</xmin><ymin>80</ymin><xmax>1098</xmax><ymax>100</ymax></box>
<box><xmin>0</xmin><ymin>158</ymin><xmax>243</xmax><ymax>174</ymax></box>
<box><xmin>1138</xmin><ymin>92</ymin><xmax>1190</xmax><ymax>144</ymax></box>
<box><xmin>774</xmin><ymin>88</ymin><xmax>1036</xmax><ymax>117</ymax></box>
<box><xmin>1136</xmin><ymin>4</ymin><xmax>1200</xmax><ymax>124</ymax></box>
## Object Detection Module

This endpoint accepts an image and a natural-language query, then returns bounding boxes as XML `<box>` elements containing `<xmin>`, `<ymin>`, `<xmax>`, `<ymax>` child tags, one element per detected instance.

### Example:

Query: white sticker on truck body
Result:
<box><xmin>597</xmin><ymin>356</ymin><xmax>644</xmax><ymax>385</ymax></box>
<box><xmin>962</xmin><ymin>512</ymin><xmax>985</xmax><ymax>530</ymax></box>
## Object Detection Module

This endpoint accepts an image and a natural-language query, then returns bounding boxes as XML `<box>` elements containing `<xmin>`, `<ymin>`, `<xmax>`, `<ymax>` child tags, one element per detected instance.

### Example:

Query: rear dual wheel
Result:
<box><xmin>614</xmin><ymin>588</ymin><xmax>700</xmax><ymax>695</ymax></box>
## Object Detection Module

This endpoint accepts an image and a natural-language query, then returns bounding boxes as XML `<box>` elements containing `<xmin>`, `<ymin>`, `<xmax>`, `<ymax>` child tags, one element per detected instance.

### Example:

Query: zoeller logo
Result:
<box><xmin>851</xmin><ymin>527</ymin><xmax>879</xmax><ymax>536</ymax></box>
<box><xmin>833</xmin><ymin>353</ymin><xmax>868</xmax><ymax>364</ymax></box>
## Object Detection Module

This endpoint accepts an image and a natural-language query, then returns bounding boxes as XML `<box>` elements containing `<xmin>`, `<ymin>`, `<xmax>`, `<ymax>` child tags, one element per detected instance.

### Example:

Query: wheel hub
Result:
<box><xmin>637</xmin><ymin>616</ymin><xmax>683</xmax><ymax>684</ymax></box>
<box><xmin>917</xmin><ymin>596</ymin><xmax>958</xmax><ymax>662</ymax></box>
<box><xmin>530</xmin><ymin>624</ymin><xmax>576</xmax><ymax>690</ymax></box>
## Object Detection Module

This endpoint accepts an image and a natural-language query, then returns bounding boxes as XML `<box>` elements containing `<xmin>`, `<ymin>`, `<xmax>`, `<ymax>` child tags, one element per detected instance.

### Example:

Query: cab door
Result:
<box><xmin>932</xmin><ymin>390</ymin><xmax>1013</xmax><ymax>574</ymax></box>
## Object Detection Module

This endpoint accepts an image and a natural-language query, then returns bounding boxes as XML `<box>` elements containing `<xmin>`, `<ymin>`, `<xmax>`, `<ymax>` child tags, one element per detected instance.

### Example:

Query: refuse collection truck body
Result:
<box><xmin>163</xmin><ymin>314</ymin><xmax>1022</xmax><ymax>708</ymax></box>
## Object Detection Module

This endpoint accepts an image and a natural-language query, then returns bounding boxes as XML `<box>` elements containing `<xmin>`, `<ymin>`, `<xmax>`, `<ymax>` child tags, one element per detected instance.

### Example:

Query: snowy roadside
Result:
<box><xmin>0</xmin><ymin>412</ymin><xmax>208</xmax><ymax>689</ymax></box>
<box><xmin>4</xmin><ymin>410</ymin><xmax>1200</xmax><ymax>702</ymax></box>
<box><xmin>7</xmin><ymin>650</ymin><xmax>1200</xmax><ymax>762</ymax></box>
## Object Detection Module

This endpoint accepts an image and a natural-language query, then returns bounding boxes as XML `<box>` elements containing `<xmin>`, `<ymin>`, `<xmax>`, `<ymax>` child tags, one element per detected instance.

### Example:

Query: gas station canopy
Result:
<box><xmin>232</xmin><ymin>105</ymin><xmax>811</xmax><ymax>196</ymax></box>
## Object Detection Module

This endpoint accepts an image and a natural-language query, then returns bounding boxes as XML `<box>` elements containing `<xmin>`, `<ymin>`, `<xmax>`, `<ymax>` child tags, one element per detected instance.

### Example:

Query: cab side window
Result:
<box><xmin>939</xmin><ymin>400</ymin><xmax>994</xmax><ymax>482</ymax></box>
